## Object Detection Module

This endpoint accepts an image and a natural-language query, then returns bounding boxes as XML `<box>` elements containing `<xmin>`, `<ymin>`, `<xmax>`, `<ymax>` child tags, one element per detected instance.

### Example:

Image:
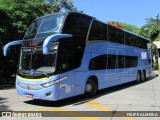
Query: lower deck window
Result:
<box><xmin>89</xmin><ymin>54</ymin><xmax>138</xmax><ymax>70</ymax></box>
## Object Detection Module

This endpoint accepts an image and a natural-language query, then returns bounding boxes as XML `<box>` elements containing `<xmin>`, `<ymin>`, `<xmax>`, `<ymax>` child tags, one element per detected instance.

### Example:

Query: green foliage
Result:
<box><xmin>151</xmin><ymin>44</ymin><xmax>157</xmax><ymax>54</ymax></box>
<box><xmin>155</xmin><ymin>34</ymin><xmax>160</xmax><ymax>41</ymax></box>
<box><xmin>48</xmin><ymin>0</ymin><xmax>77</xmax><ymax>12</ymax></box>
<box><xmin>146</xmin><ymin>14</ymin><xmax>160</xmax><ymax>41</ymax></box>
<box><xmin>0</xmin><ymin>0</ymin><xmax>76</xmax><ymax>44</ymax></box>
<box><xmin>108</xmin><ymin>21</ymin><xmax>139</xmax><ymax>34</ymax></box>
<box><xmin>139</xmin><ymin>14</ymin><xmax>160</xmax><ymax>70</ymax></box>
<box><xmin>139</xmin><ymin>24</ymin><xmax>151</xmax><ymax>39</ymax></box>
<box><xmin>0</xmin><ymin>0</ymin><xmax>47</xmax><ymax>43</ymax></box>
<box><xmin>153</xmin><ymin>62</ymin><xmax>159</xmax><ymax>70</ymax></box>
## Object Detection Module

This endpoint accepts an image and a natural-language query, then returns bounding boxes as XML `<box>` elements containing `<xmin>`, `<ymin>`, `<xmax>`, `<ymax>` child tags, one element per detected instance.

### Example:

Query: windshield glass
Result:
<box><xmin>24</xmin><ymin>14</ymin><xmax>65</xmax><ymax>39</ymax></box>
<box><xmin>19</xmin><ymin>43</ymin><xmax>58</xmax><ymax>76</ymax></box>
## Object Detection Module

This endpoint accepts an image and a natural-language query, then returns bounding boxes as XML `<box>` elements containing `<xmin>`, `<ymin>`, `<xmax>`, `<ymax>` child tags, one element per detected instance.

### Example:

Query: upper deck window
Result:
<box><xmin>88</xmin><ymin>20</ymin><xmax>108</xmax><ymax>41</ymax></box>
<box><xmin>108</xmin><ymin>25</ymin><xmax>124</xmax><ymax>44</ymax></box>
<box><xmin>62</xmin><ymin>13</ymin><xmax>92</xmax><ymax>38</ymax></box>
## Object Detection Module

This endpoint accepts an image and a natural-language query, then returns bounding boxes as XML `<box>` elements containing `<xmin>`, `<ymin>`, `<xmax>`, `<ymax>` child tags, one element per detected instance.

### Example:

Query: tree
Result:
<box><xmin>0</xmin><ymin>0</ymin><xmax>77</xmax><ymax>43</ymax></box>
<box><xmin>146</xmin><ymin>14</ymin><xmax>160</xmax><ymax>41</ymax></box>
<box><xmin>139</xmin><ymin>14</ymin><xmax>160</xmax><ymax>70</ymax></box>
<box><xmin>139</xmin><ymin>24</ymin><xmax>151</xmax><ymax>39</ymax></box>
<box><xmin>45</xmin><ymin>0</ymin><xmax>77</xmax><ymax>12</ymax></box>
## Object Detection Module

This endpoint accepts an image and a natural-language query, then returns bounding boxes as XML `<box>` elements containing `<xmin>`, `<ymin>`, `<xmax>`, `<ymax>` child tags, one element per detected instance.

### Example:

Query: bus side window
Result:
<box><xmin>89</xmin><ymin>60</ymin><xmax>97</xmax><ymax>70</ymax></box>
<box><xmin>89</xmin><ymin>20</ymin><xmax>107</xmax><ymax>41</ymax></box>
<box><xmin>108</xmin><ymin>25</ymin><xmax>124</xmax><ymax>44</ymax></box>
<box><xmin>107</xmin><ymin>54</ymin><xmax>116</xmax><ymax>69</ymax></box>
<box><xmin>89</xmin><ymin>55</ymin><xmax>107</xmax><ymax>70</ymax></box>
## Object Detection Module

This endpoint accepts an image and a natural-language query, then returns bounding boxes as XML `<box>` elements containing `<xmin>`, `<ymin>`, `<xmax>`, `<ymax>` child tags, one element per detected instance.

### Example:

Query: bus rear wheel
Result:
<box><xmin>136</xmin><ymin>72</ymin><xmax>141</xmax><ymax>83</ymax></box>
<box><xmin>84</xmin><ymin>79</ymin><xmax>97</xmax><ymax>97</ymax></box>
<box><xmin>141</xmin><ymin>70</ymin><xmax>146</xmax><ymax>82</ymax></box>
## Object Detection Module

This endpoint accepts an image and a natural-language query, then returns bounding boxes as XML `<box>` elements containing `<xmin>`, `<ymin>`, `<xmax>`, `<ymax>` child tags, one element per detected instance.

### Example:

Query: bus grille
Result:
<box><xmin>17</xmin><ymin>82</ymin><xmax>43</xmax><ymax>90</ymax></box>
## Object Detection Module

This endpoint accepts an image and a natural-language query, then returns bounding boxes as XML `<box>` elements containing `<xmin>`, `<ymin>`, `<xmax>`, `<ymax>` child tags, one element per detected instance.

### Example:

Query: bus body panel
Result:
<box><xmin>58</xmin><ymin>71</ymin><xmax>75</xmax><ymax>100</ymax></box>
<box><xmin>84</xmin><ymin>41</ymin><xmax>151</xmax><ymax>89</ymax></box>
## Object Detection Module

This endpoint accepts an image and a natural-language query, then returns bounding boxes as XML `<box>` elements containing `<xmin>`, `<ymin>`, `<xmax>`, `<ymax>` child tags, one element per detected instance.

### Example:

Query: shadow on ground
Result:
<box><xmin>0</xmin><ymin>97</ymin><xmax>12</xmax><ymax>111</ymax></box>
<box><xmin>0</xmin><ymin>77</ymin><xmax>15</xmax><ymax>90</ymax></box>
<box><xmin>0</xmin><ymin>77</ymin><xmax>14</xmax><ymax>111</ymax></box>
<box><xmin>24</xmin><ymin>75</ymin><xmax>157</xmax><ymax>107</ymax></box>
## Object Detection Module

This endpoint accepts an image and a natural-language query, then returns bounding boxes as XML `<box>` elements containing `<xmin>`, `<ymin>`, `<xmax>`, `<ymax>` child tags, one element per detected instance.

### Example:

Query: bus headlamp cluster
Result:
<box><xmin>41</xmin><ymin>76</ymin><xmax>68</xmax><ymax>88</ymax></box>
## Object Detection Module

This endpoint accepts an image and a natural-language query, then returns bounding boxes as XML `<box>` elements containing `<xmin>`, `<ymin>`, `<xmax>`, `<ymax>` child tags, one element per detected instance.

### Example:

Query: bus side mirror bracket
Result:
<box><xmin>43</xmin><ymin>34</ymin><xmax>72</xmax><ymax>54</ymax></box>
<box><xmin>3</xmin><ymin>40</ymin><xmax>23</xmax><ymax>56</ymax></box>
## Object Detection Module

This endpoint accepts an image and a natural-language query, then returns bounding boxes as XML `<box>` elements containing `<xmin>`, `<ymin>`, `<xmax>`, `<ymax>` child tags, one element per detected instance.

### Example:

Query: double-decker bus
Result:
<box><xmin>3</xmin><ymin>12</ymin><xmax>151</xmax><ymax>101</ymax></box>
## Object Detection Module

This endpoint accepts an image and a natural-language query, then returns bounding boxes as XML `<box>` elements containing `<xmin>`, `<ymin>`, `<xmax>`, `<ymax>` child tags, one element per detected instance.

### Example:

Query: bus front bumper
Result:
<box><xmin>16</xmin><ymin>83</ymin><xmax>58</xmax><ymax>101</ymax></box>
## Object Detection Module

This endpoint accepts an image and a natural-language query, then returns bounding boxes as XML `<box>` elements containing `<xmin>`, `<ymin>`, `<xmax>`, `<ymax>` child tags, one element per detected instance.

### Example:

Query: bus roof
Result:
<box><xmin>38</xmin><ymin>12</ymin><xmax>94</xmax><ymax>21</ymax></box>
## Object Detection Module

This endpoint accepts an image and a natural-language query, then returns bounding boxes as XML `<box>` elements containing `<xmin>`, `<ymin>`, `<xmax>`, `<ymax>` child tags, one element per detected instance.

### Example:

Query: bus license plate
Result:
<box><xmin>26</xmin><ymin>94</ymin><xmax>33</xmax><ymax>98</ymax></box>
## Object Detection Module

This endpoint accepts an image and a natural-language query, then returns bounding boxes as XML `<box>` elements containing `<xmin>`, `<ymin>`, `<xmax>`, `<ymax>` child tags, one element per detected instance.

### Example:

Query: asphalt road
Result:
<box><xmin>0</xmin><ymin>75</ymin><xmax>160</xmax><ymax>120</ymax></box>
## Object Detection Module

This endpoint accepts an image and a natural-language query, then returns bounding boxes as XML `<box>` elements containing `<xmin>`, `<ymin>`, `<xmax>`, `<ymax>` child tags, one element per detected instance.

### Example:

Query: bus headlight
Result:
<box><xmin>41</xmin><ymin>76</ymin><xmax>68</xmax><ymax>88</ymax></box>
<box><xmin>41</xmin><ymin>80</ymin><xmax>59</xmax><ymax>88</ymax></box>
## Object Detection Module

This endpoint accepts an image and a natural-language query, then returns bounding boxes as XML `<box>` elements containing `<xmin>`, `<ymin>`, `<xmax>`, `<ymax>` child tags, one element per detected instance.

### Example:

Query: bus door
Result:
<box><xmin>59</xmin><ymin>72</ymin><xmax>75</xmax><ymax>100</ymax></box>
<box><xmin>58</xmin><ymin>51</ymin><xmax>76</xmax><ymax>99</ymax></box>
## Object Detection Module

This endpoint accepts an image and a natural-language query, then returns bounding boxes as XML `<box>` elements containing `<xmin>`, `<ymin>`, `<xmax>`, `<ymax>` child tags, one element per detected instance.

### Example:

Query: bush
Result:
<box><xmin>153</xmin><ymin>62</ymin><xmax>159</xmax><ymax>70</ymax></box>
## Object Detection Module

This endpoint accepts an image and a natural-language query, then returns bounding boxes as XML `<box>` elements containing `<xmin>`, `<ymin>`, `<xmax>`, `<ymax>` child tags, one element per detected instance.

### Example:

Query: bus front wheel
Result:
<box><xmin>84</xmin><ymin>79</ymin><xmax>97</xmax><ymax>97</ymax></box>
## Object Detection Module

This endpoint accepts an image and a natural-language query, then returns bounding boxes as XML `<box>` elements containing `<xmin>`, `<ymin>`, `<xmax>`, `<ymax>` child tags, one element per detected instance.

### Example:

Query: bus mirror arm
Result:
<box><xmin>3</xmin><ymin>40</ymin><xmax>23</xmax><ymax>56</ymax></box>
<box><xmin>43</xmin><ymin>34</ymin><xmax>72</xmax><ymax>54</ymax></box>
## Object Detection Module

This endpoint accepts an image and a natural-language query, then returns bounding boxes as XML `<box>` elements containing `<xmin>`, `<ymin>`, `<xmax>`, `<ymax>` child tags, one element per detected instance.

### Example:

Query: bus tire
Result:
<box><xmin>136</xmin><ymin>72</ymin><xmax>141</xmax><ymax>83</ymax></box>
<box><xmin>84</xmin><ymin>79</ymin><xmax>97</xmax><ymax>97</ymax></box>
<box><xmin>141</xmin><ymin>70</ymin><xmax>146</xmax><ymax>82</ymax></box>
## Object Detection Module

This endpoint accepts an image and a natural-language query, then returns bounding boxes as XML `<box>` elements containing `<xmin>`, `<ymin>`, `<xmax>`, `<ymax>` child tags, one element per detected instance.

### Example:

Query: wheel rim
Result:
<box><xmin>86</xmin><ymin>83</ymin><xmax>92</xmax><ymax>93</ymax></box>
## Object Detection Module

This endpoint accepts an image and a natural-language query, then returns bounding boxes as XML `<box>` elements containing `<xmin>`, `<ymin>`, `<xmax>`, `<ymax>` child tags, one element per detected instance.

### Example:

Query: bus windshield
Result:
<box><xmin>18</xmin><ymin>43</ymin><xmax>58</xmax><ymax>76</ymax></box>
<box><xmin>24</xmin><ymin>14</ymin><xmax>65</xmax><ymax>39</ymax></box>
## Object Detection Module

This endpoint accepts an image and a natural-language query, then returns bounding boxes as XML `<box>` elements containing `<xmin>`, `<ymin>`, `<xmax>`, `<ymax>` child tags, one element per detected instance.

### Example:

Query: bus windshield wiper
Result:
<box><xmin>36</xmin><ymin>71</ymin><xmax>50</xmax><ymax>78</ymax></box>
<box><xmin>42</xmin><ymin>72</ymin><xmax>49</xmax><ymax>78</ymax></box>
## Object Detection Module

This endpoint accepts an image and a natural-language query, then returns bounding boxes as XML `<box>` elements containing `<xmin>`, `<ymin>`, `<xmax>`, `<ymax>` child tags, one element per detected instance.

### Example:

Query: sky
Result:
<box><xmin>73</xmin><ymin>0</ymin><xmax>160</xmax><ymax>28</ymax></box>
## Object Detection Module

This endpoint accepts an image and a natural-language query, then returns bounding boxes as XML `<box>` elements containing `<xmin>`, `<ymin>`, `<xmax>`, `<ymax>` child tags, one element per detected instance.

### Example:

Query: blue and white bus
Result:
<box><xmin>4</xmin><ymin>12</ymin><xmax>151</xmax><ymax>101</ymax></box>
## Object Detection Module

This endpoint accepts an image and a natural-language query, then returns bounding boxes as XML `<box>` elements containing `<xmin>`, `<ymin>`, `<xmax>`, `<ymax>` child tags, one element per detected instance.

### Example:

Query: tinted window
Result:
<box><xmin>125</xmin><ymin>33</ymin><xmax>135</xmax><ymax>46</ymax></box>
<box><xmin>107</xmin><ymin>54</ymin><xmax>117</xmax><ymax>69</ymax></box>
<box><xmin>89</xmin><ymin>55</ymin><xmax>107</xmax><ymax>70</ymax></box>
<box><xmin>117</xmin><ymin>55</ymin><xmax>125</xmax><ymax>68</ymax></box>
<box><xmin>62</xmin><ymin>13</ymin><xmax>92</xmax><ymax>37</ymax></box>
<box><xmin>89</xmin><ymin>54</ymin><xmax>138</xmax><ymax>70</ymax></box>
<box><xmin>125</xmin><ymin>56</ymin><xmax>138</xmax><ymax>68</ymax></box>
<box><xmin>125</xmin><ymin>32</ymin><xmax>148</xmax><ymax>49</ymax></box>
<box><xmin>58</xmin><ymin>51</ymin><xmax>83</xmax><ymax>72</ymax></box>
<box><xmin>89</xmin><ymin>20</ymin><xmax>108</xmax><ymax>41</ymax></box>
<box><xmin>108</xmin><ymin>25</ymin><xmax>124</xmax><ymax>44</ymax></box>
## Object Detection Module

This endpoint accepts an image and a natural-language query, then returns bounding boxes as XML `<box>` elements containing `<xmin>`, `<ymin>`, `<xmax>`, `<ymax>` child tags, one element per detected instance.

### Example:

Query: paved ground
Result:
<box><xmin>0</xmin><ymin>75</ymin><xmax>160</xmax><ymax>120</ymax></box>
